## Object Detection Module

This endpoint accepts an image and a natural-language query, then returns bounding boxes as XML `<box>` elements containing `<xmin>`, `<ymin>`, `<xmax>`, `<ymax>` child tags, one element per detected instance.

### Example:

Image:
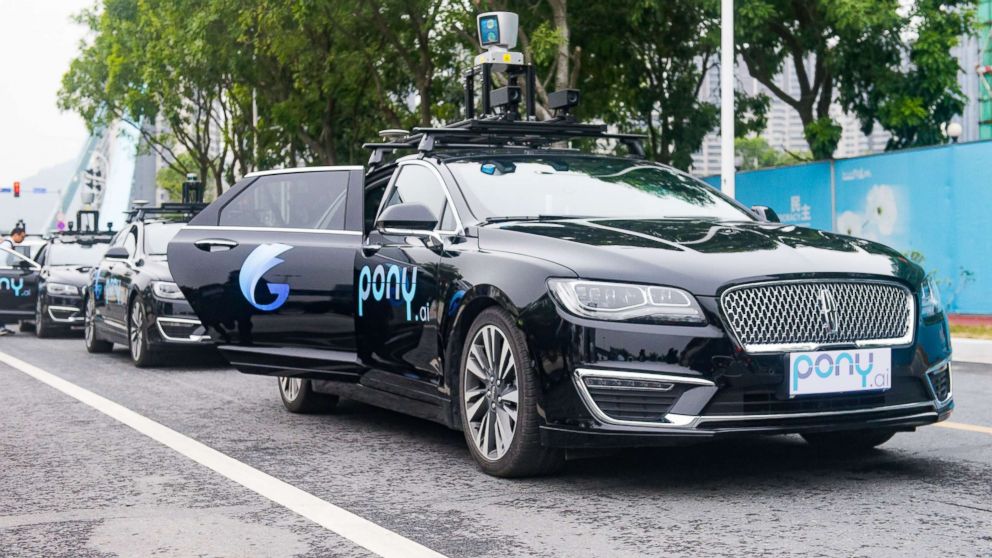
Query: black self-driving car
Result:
<box><xmin>28</xmin><ymin>225</ymin><xmax>114</xmax><ymax>337</ymax></box>
<box><xmin>84</xmin><ymin>204</ymin><xmax>211</xmax><ymax>366</ymax></box>
<box><xmin>166</xmin><ymin>122</ymin><xmax>952</xmax><ymax>477</ymax></box>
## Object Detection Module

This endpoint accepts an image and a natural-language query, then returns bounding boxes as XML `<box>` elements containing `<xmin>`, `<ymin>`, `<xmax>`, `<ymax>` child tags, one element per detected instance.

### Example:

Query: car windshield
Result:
<box><xmin>48</xmin><ymin>243</ymin><xmax>107</xmax><ymax>267</ymax></box>
<box><xmin>447</xmin><ymin>155</ymin><xmax>753</xmax><ymax>222</ymax></box>
<box><xmin>144</xmin><ymin>222</ymin><xmax>185</xmax><ymax>256</ymax></box>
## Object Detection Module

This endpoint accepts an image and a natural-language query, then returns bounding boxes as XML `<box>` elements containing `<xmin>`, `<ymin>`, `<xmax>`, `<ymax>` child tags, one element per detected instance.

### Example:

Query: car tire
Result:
<box><xmin>458</xmin><ymin>307</ymin><xmax>565</xmax><ymax>477</ymax></box>
<box><xmin>128</xmin><ymin>298</ymin><xmax>159</xmax><ymax>368</ymax></box>
<box><xmin>801</xmin><ymin>429</ymin><xmax>897</xmax><ymax>452</ymax></box>
<box><xmin>18</xmin><ymin>320</ymin><xmax>34</xmax><ymax>333</ymax></box>
<box><xmin>35</xmin><ymin>299</ymin><xmax>55</xmax><ymax>338</ymax></box>
<box><xmin>278</xmin><ymin>377</ymin><xmax>339</xmax><ymax>414</ymax></box>
<box><xmin>84</xmin><ymin>296</ymin><xmax>113</xmax><ymax>353</ymax></box>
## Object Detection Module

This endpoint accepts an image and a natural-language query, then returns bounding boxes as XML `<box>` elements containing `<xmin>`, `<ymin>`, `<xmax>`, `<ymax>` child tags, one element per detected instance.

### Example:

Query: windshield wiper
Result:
<box><xmin>480</xmin><ymin>215</ymin><xmax>592</xmax><ymax>225</ymax></box>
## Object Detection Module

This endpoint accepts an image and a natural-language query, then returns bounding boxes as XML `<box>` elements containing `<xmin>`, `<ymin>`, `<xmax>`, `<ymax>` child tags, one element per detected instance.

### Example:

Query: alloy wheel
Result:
<box><xmin>279</xmin><ymin>377</ymin><xmax>302</xmax><ymax>401</ymax></box>
<box><xmin>463</xmin><ymin>324</ymin><xmax>519</xmax><ymax>461</ymax></box>
<box><xmin>130</xmin><ymin>302</ymin><xmax>144</xmax><ymax>362</ymax></box>
<box><xmin>85</xmin><ymin>298</ymin><xmax>96</xmax><ymax>344</ymax></box>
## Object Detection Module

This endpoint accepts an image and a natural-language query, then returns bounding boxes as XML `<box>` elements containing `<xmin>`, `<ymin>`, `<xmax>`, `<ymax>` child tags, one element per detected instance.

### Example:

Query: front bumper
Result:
<box><xmin>529</xmin><ymin>297</ymin><xmax>953</xmax><ymax>448</ymax></box>
<box><xmin>148</xmin><ymin>297</ymin><xmax>211</xmax><ymax>345</ymax></box>
<box><xmin>42</xmin><ymin>295</ymin><xmax>85</xmax><ymax>327</ymax></box>
<box><xmin>540</xmin><ymin>360</ymin><xmax>952</xmax><ymax>448</ymax></box>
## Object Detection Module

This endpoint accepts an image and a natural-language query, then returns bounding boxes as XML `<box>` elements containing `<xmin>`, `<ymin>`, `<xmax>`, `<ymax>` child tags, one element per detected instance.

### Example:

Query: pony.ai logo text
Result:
<box><xmin>239</xmin><ymin>243</ymin><xmax>292</xmax><ymax>311</ymax></box>
<box><xmin>358</xmin><ymin>264</ymin><xmax>418</xmax><ymax>320</ymax></box>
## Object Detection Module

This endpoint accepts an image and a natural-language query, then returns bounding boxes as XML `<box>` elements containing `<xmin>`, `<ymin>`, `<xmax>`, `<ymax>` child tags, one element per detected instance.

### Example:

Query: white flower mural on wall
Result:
<box><xmin>835</xmin><ymin>184</ymin><xmax>901</xmax><ymax>241</ymax></box>
<box><xmin>866</xmin><ymin>185</ymin><xmax>898</xmax><ymax>235</ymax></box>
<box><xmin>836</xmin><ymin>211</ymin><xmax>863</xmax><ymax>236</ymax></box>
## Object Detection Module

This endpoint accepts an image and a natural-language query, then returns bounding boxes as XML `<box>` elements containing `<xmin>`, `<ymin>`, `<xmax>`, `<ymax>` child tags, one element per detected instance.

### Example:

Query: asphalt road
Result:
<box><xmin>0</xmin><ymin>334</ymin><xmax>990</xmax><ymax>558</ymax></box>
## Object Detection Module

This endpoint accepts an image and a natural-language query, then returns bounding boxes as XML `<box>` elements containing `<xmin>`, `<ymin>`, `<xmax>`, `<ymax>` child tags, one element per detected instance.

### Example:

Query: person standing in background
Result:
<box><xmin>0</xmin><ymin>224</ymin><xmax>27</xmax><ymax>336</ymax></box>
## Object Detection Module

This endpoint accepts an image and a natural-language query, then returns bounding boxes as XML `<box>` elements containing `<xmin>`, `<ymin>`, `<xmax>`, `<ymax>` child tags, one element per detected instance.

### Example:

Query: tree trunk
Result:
<box><xmin>549</xmin><ymin>0</ymin><xmax>570</xmax><ymax>91</ymax></box>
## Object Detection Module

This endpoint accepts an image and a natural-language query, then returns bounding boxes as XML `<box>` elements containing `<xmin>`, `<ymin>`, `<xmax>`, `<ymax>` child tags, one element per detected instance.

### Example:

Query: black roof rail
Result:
<box><xmin>126</xmin><ymin>202</ymin><xmax>207</xmax><ymax>224</ymax></box>
<box><xmin>363</xmin><ymin>118</ymin><xmax>646</xmax><ymax>168</ymax></box>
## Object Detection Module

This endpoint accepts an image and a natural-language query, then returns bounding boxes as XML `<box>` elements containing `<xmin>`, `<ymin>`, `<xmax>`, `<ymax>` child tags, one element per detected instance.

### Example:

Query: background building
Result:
<box><xmin>691</xmin><ymin>30</ymin><xmax>989</xmax><ymax>177</ymax></box>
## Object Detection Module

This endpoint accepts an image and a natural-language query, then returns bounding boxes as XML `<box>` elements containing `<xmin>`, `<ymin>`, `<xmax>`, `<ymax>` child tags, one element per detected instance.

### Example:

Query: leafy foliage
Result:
<box><xmin>738</xmin><ymin>0</ymin><xmax>974</xmax><ymax>160</ymax></box>
<box><xmin>60</xmin><ymin>0</ymin><xmax>975</xmax><ymax>191</ymax></box>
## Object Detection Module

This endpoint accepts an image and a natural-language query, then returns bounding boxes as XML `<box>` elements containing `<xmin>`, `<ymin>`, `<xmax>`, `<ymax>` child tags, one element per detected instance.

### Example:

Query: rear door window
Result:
<box><xmin>220</xmin><ymin>171</ymin><xmax>349</xmax><ymax>230</ymax></box>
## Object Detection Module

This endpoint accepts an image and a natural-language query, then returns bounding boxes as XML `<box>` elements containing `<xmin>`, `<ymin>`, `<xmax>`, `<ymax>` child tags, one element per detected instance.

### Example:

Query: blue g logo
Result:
<box><xmin>239</xmin><ymin>243</ymin><xmax>292</xmax><ymax>311</ymax></box>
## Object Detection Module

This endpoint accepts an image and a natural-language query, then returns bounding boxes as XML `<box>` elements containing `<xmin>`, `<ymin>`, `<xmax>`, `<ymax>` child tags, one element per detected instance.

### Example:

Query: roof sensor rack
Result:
<box><xmin>364</xmin><ymin>11</ymin><xmax>645</xmax><ymax>168</ymax></box>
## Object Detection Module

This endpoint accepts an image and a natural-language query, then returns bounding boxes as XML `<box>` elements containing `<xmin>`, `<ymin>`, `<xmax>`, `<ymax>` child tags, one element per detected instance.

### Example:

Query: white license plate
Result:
<box><xmin>788</xmin><ymin>348</ymin><xmax>891</xmax><ymax>397</ymax></box>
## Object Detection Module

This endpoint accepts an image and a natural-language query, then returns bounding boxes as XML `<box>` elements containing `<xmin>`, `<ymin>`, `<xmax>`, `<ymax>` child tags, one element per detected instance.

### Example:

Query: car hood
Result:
<box><xmin>476</xmin><ymin>218</ymin><xmax>923</xmax><ymax>296</ymax></box>
<box><xmin>44</xmin><ymin>266</ymin><xmax>92</xmax><ymax>287</ymax></box>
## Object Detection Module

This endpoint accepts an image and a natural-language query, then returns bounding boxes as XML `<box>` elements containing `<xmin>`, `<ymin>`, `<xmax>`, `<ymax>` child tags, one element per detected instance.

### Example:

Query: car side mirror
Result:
<box><xmin>751</xmin><ymin>205</ymin><xmax>780</xmax><ymax>223</ymax></box>
<box><xmin>375</xmin><ymin>202</ymin><xmax>439</xmax><ymax>233</ymax></box>
<box><xmin>15</xmin><ymin>258</ymin><xmax>38</xmax><ymax>271</ymax></box>
<box><xmin>105</xmin><ymin>246</ymin><xmax>129</xmax><ymax>260</ymax></box>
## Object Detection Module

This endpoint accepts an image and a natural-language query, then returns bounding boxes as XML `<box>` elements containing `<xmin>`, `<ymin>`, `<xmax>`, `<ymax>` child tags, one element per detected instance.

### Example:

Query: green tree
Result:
<box><xmin>738</xmin><ymin>0</ymin><xmax>974</xmax><ymax>160</ymax></box>
<box><xmin>735</xmin><ymin>136</ymin><xmax>810</xmax><ymax>170</ymax></box>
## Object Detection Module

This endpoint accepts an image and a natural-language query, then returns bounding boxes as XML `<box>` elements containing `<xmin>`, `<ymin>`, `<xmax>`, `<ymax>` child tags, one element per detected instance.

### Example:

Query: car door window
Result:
<box><xmin>122</xmin><ymin>227</ymin><xmax>138</xmax><ymax>258</ymax></box>
<box><xmin>381</xmin><ymin>165</ymin><xmax>453</xmax><ymax>231</ymax></box>
<box><xmin>220</xmin><ymin>171</ymin><xmax>349</xmax><ymax>230</ymax></box>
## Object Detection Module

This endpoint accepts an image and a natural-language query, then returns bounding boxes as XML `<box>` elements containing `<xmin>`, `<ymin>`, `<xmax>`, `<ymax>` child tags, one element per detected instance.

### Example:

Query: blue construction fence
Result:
<box><xmin>703</xmin><ymin>140</ymin><xmax>992</xmax><ymax>315</ymax></box>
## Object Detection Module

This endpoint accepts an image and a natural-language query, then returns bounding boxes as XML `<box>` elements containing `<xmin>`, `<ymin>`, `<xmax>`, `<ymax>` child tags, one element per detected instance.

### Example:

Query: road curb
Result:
<box><xmin>951</xmin><ymin>337</ymin><xmax>992</xmax><ymax>365</ymax></box>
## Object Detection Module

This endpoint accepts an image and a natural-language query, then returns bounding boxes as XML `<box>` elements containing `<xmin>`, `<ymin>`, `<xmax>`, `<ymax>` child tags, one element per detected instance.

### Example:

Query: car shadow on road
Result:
<box><xmin>324</xmin><ymin>399</ymin><xmax>986</xmax><ymax>493</ymax></box>
<box><xmin>103</xmin><ymin>347</ymin><xmax>229</xmax><ymax>369</ymax></box>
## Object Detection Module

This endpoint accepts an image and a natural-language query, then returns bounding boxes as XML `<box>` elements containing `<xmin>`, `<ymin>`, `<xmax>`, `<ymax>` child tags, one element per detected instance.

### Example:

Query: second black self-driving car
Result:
<box><xmin>166</xmin><ymin>17</ymin><xmax>952</xmax><ymax>477</ymax></box>
<box><xmin>84</xmin><ymin>203</ymin><xmax>211</xmax><ymax>367</ymax></box>
<box><xmin>28</xmin><ymin>214</ymin><xmax>114</xmax><ymax>337</ymax></box>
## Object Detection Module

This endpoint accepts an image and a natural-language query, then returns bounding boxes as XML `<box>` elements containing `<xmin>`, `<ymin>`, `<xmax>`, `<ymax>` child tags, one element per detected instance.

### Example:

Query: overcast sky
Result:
<box><xmin>0</xmin><ymin>0</ymin><xmax>92</xmax><ymax>184</ymax></box>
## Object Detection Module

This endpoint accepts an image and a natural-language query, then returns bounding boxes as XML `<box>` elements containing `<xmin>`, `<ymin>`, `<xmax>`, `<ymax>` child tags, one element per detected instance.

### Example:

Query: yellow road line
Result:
<box><xmin>936</xmin><ymin>421</ymin><xmax>992</xmax><ymax>435</ymax></box>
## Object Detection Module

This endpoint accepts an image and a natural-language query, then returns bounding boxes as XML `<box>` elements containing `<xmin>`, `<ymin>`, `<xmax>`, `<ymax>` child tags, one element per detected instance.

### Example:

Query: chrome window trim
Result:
<box><xmin>375</xmin><ymin>160</ymin><xmax>464</xmax><ymax>235</ymax></box>
<box><xmin>183</xmin><ymin>226</ymin><xmax>362</xmax><ymax>236</ymax></box>
<box><xmin>155</xmin><ymin>317</ymin><xmax>211</xmax><ymax>343</ymax></box>
<box><xmin>719</xmin><ymin>278</ymin><xmax>916</xmax><ymax>355</ymax></box>
<box><xmin>244</xmin><ymin>166</ymin><xmax>363</xmax><ymax>178</ymax></box>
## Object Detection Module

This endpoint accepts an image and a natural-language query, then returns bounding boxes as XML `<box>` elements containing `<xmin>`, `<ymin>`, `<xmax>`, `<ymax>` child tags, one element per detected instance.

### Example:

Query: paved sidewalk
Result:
<box><xmin>952</xmin><ymin>337</ymin><xmax>992</xmax><ymax>365</ymax></box>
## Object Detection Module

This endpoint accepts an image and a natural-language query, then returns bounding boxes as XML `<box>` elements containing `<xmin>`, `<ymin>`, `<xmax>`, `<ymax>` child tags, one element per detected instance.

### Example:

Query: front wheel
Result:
<box><xmin>278</xmin><ymin>377</ymin><xmax>339</xmax><ymax>414</ymax></box>
<box><xmin>458</xmin><ymin>307</ymin><xmax>565</xmax><ymax>477</ymax></box>
<box><xmin>35</xmin><ymin>299</ymin><xmax>55</xmax><ymax>338</ymax></box>
<box><xmin>801</xmin><ymin>429</ymin><xmax>897</xmax><ymax>452</ymax></box>
<box><xmin>84</xmin><ymin>297</ymin><xmax>113</xmax><ymax>353</ymax></box>
<box><xmin>128</xmin><ymin>299</ymin><xmax>158</xmax><ymax>367</ymax></box>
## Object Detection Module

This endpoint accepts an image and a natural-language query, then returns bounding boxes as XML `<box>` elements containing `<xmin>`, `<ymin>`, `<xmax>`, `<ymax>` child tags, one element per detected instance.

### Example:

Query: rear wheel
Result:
<box><xmin>458</xmin><ymin>307</ymin><xmax>565</xmax><ymax>477</ymax></box>
<box><xmin>278</xmin><ymin>377</ymin><xmax>339</xmax><ymax>414</ymax></box>
<box><xmin>128</xmin><ymin>299</ymin><xmax>158</xmax><ymax>367</ymax></box>
<box><xmin>84</xmin><ymin>297</ymin><xmax>113</xmax><ymax>353</ymax></box>
<box><xmin>801</xmin><ymin>429</ymin><xmax>897</xmax><ymax>452</ymax></box>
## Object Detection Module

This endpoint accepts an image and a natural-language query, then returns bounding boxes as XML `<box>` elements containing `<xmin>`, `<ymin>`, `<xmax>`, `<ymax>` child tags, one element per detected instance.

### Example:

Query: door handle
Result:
<box><xmin>195</xmin><ymin>239</ymin><xmax>239</xmax><ymax>252</ymax></box>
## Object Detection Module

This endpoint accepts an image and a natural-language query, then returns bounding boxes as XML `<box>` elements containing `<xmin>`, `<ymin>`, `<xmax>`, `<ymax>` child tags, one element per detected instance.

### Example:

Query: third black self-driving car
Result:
<box><xmin>85</xmin><ymin>204</ymin><xmax>211</xmax><ymax>367</ymax></box>
<box><xmin>166</xmin><ymin>31</ymin><xmax>952</xmax><ymax>476</ymax></box>
<box><xmin>29</xmin><ymin>217</ymin><xmax>114</xmax><ymax>337</ymax></box>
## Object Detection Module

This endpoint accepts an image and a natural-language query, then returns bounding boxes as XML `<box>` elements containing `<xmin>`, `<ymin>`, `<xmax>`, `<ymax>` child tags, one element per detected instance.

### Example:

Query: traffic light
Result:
<box><xmin>13</xmin><ymin>181</ymin><xmax>20</xmax><ymax>198</ymax></box>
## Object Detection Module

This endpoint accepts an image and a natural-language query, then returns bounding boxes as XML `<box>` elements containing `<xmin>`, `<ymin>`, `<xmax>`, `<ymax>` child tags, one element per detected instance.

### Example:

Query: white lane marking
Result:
<box><xmin>0</xmin><ymin>351</ymin><xmax>447</xmax><ymax>558</ymax></box>
<box><xmin>936</xmin><ymin>421</ymin><xmax>992</xmax><ymax>436</ymax></box>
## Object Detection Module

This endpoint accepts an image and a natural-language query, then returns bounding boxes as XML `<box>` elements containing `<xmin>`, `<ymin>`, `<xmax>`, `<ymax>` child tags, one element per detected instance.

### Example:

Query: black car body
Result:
<box><xmin>85</xmin><ymin>209</ymin><xmax>210</xmax><ymax>366</ymax></box>
<box><xmin>26</xmin><ymin>230</ymin><xmax>114</xmax><ymax>336</ymax></box>
<box><xmin>1</xmin><ymin>243</ymin><xmax>41</xmax><ymax>328</ymax></box>
<box><xmin>167</xmin><ymin>122</ymin><xmax>953</xmax><ymax>476</ymax></box>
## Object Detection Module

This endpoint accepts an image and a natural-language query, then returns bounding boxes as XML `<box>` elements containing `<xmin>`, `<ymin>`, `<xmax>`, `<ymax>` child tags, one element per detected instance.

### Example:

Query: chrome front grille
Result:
<box><xmin>720</xmin><ymin>280</ymin><xmax>914</xmax><ymax>353</ymax></box>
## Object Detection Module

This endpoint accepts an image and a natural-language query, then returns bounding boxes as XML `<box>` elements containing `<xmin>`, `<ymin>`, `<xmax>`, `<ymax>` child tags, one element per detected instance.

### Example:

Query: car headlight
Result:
<box><xmin>921</xmin><ymin>277</ymin><xmax>943</xmax><ymax>318</ymax></box>
<box><xmin>547</xmin><ymin>279</ymin><xmax>706</xmax><ymax>324</ymax></box>
<box><xmin>152</xmin><ymin>281</ymin><xmax>185</xmax><ymax>300</ymax></box>
<box><xmin>46</xmin><ymin>282</ymin><xmax>80</xmax><ymax>296</ymax></box>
